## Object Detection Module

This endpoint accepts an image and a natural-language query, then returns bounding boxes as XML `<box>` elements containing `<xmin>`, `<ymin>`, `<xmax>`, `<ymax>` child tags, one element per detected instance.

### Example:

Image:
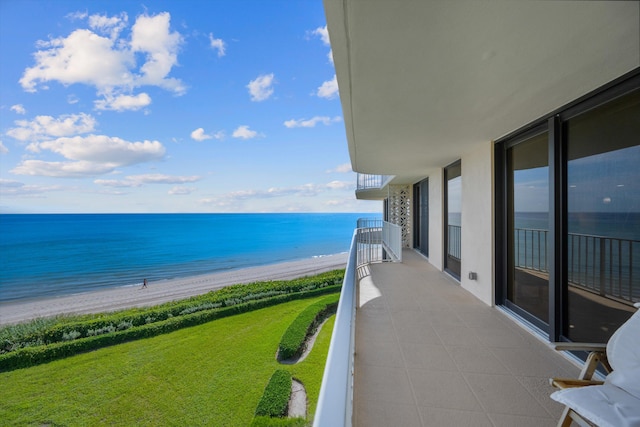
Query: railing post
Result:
<box><xmin>599</xmin><ymin>238</ymin><xmax>606</xmax><ymax>296</ymax></box>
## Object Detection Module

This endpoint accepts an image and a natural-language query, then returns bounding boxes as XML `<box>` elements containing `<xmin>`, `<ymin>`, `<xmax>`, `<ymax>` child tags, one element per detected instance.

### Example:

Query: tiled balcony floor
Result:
<box><xmin>353</xmin><ymin>250</ymin><xmax>580</xmax><ymax>427</ymax></box>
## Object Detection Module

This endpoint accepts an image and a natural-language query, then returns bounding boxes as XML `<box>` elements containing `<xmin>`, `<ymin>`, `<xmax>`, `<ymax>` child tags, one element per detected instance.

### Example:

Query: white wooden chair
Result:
<box><xmin>550</xmin><ymin>303</ymin><xmax>640</xmax><ymax>427</ymax></box>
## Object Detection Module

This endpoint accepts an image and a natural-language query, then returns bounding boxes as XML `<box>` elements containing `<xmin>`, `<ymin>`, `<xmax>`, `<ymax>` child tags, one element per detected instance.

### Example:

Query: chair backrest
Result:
<box><xmin>605</xmin><ymin>303</ymin><xmax>640</xmax><ymax>399</ymax></box>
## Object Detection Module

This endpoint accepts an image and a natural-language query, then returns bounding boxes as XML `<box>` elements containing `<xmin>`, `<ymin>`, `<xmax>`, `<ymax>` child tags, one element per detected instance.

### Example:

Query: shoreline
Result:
<box><xmin>0</xmin><ymin>253</ymin><xmax>348</xmax><ymax>326</ymax></box>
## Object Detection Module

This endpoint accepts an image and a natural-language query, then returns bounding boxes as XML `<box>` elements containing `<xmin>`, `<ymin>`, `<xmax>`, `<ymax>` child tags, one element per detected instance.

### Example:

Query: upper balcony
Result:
<box><xmin>355</xmin><ymin>174</ymin><xmax>394</xmax><ymax>200</ymax></box>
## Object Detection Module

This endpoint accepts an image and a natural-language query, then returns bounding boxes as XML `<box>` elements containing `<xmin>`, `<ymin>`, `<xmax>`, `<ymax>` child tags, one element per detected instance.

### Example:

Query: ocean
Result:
<box><xmin>0</xmin><ymin>213</ymin><xmax>374</xmax><ymax>303</ymax></box>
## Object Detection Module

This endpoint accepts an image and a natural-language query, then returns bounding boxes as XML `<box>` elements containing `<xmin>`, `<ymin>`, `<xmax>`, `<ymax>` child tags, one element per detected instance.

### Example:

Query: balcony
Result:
<box><xmin>355</xmin><ymin>174</ymin><xmax>394</xmax><ymax>200</ymax></box>
<box><xmin>315</xmin><ymin>245</ymin><xmax>582</xmax><ymax>427</ymax></box>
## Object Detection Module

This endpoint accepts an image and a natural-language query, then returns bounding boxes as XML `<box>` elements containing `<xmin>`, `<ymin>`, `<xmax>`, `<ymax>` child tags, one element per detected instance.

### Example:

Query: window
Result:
<box><xmin>564</xmin><ymin>91</ymin><xmax>640</xmax><ymax>342</ymax></box>
<box><xmin>506</xmin><ymin>130</ymin><xmax>550</xmax><ymax>328</ymax></box>
<box><xmin>496</xmin><ymin>71</ymin><xmax>640</xmax><ymax>342</ymax></box>
<box><xmin>413</xmin><ymin>178</ymin><xmax>429</xmax><ymax>257</ymax></box>
<box><xmin>445</xmin><ymin>161</ymin><xmax>461</xmax><ymax>279</ymax></box>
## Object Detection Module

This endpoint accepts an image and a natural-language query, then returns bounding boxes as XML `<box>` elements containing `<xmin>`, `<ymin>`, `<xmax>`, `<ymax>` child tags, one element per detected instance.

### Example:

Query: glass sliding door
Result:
<box><xmin>565</xmin><ymin>90</ymin><xmax>640</xmax><ymax>343</ymax></box>
<box><xmin>506</xmin><ymin>130</ymin><xmax>550</xmax><ymax>327</ymax></box>
<box><xmin>496</xmin><ymin>74</ymin><xmax>640</xmax><ymax>345</ymax></box>
<box><xmin>414</xmin><ymin>178</ymin><xmax>429</xmax><ymax>257</ymax></box>
<box><xmin>445</xmin><ymin>162</ymin><xmax>461</xmax><ymax>279</ymax></box>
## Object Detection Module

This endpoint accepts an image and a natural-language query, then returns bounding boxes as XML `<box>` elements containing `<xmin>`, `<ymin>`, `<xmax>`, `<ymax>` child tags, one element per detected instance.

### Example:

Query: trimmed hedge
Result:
<box><xmin>254</xmin><ymin>370</ymin><xmax>292</xmax><ymax>418</ymax></box>
<box><xmin>250</xmin><ymin>416</ymin><xmax>306</xmax><ymax>427</ymax></box>
<box><xmin>277</xmin><ymin>294</ymin><xmax>339</xmax><ymax>361</ymax></box>
<box><xmin>0</xmin><ymin>281</ymin><xmax>342</xmax><ymax>372</ymax></box>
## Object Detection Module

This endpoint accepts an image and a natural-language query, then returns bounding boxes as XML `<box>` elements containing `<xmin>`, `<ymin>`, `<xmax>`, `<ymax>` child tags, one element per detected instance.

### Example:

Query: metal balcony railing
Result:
<box><xmin>447</xmin><ymin>225</ymin><xmax>461</xmax><ymax>261</ymax></box>
<box><xmin>356</xmin><ymin>173</ymin><xmax>393</xmax><ymax>191</ymax></box>
<box><xmin>356</xmin><ymin>218</ymin><xmax>402</xmax><ymax>264</ymax></box>
<box><xmin>314</xmin><ymin>219</ymin><xmax>402</xmax><ymax>427</ymax></box>
<box><xmin>515</xmin><ymin>228</ymin><xmax>639</xmax><ymax>304</ymax></box>
<box><xmin>313</xmin><ymin>231</ymin><xmax>358</xmax><ymax>427</ymax></box>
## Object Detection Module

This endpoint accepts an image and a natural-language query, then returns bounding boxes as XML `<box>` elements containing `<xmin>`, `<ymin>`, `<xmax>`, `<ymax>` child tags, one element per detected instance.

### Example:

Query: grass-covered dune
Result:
<box><xmin>0</xmin><ymin>295</ymin><xmax>337</xmax><ymax>426</ymax></box>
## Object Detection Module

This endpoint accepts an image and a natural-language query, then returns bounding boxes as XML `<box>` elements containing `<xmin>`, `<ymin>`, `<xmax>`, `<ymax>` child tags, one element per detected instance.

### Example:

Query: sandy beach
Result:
<box><xmin>0</xmin><ymin>253</ymin><xmax>348</xmax><ymax>326</ymax></box>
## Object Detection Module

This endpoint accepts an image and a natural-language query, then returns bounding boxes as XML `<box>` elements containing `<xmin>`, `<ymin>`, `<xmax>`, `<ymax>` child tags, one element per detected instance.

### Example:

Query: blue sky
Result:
<box><xmin>0</xmin><ymin>0</ymin><xmax>380</xmax><ymax>213</ymax></box>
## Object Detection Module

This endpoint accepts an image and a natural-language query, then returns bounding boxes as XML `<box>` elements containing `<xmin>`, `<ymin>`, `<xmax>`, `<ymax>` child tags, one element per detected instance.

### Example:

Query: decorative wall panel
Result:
<box><xmin>388</xmin><ymin>185</ymin><xmax>412</xmax><ymax>248</ymax></box>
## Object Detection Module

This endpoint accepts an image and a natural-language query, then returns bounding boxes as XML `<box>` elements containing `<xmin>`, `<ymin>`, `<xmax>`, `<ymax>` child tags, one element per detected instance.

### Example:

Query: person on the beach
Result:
<box><xmin>142</xmin><ymin>278</ymin><xmax>147</xmax><ymax>289</ymax></box>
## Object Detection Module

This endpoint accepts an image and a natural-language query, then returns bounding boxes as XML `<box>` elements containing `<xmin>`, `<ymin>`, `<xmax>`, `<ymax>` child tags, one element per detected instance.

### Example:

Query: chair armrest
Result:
<box><xmin>550</xmin><ymin>377</ymin><xmax>605</xmax><ymax>389</ymax></box>
<box><xmin>552</xmin><ymin>342</ymin><xmax>606</xmax><ymax>352</ymax></box>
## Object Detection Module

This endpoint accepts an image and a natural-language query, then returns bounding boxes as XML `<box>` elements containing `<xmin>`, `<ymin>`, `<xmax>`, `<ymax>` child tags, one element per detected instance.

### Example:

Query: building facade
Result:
<box><xmin>325</xmin><ymin>0</ymin><xmax>640</xmax><ymax>343</ymax></box>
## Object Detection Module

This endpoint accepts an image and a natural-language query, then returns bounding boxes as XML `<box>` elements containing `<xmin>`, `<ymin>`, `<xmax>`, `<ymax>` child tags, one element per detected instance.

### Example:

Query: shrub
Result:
<box><xmin>254</xmin><ymin>370</ymin><xmax>292</xmax><ymax>418</ymax></box>
<box><xmin>250</xmin><ymin>416</ymin><xmax>306</xmax><ymax>427</ymax></box>
<box><xmin>277</xmin><ymin>294</ymin><xmax>339</xmax><ymax>361</ymax></box>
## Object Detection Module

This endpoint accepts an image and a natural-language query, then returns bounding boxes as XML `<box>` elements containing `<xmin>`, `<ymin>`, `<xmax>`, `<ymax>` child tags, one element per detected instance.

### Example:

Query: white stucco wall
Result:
<box><xmin>427</xmin><ymin>169</ymin><xmax>444</xmax><ymax>271</ymax></box>
<box><xmin>460</xmin><ymin>141</ymin><xmax>494</xmax><ymax>306</ymax></box>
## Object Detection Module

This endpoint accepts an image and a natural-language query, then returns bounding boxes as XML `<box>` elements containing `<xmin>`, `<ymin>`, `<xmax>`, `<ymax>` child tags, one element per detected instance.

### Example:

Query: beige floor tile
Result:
<box><xmin>355</xmin><ymin>365</ymin><xmax>415</xmax><ymax>404</ymax></box>
<box><xmin>447</xmin><ymin>345</ymin><xmax>507</xmax><ymax>374</ymax></box>
<box><xmin>488</xmin><ymin>412</ymin><xmax>556</xmax><ymax>427</ymax></box>
<box><xmin>431</xmin><ymin>323</ymin><xmax>484</xmax><ymax>347</ymax></box>
<box><xmin>394</xmin><ymin>321</ymin><xmax>442</xmax><ymax>345</ymax></box>
<box><xmin>353</xmin><ymin>250</ymin><xmax>586</xmax><ymax>427</ymax></box>
<box><xmin>467</xmin><ymin>325</ymin><xmax>534</xmax><ymax>348</ymax></box>
<box><xmin>400</xmin><ymin>342</ymin><xmax>457</xmax><ymax>371</ymax></box>
<box><xmin>356</xmin><ymin>320</ymin><xmax>397</xmax><ymax>343</ymax></box>
<box><xmin>355</xmin><ymin>400</ymin><xmax>423</xmax><ymax>427</ymax></box>
<box><xmin>517</xmin><ymin>375</ymin><xmax>568</xmax><ymax>419</ymax></box>
<box><xmin>490</xmin><ymin>347</ymin><xmax>574</xmax><ymax>378</ymax></box>
<box><xmin>464</xmin><ymin>372</ymin><xmax>549</xmax><ymax>417</ymax></box>
<box><xmin>356</xmin><ymin>337</ymin><xmax>405</xmax><ymax>368</ymax></box>
<box><xmin>408</xmin><ymin>369</ymin><xmax>483</xmax><ymax>411</ymax></box>
<box><xmin>419</xmin><ymin>407</ymin><xmax>494</xmax><ymax>427</ymax></box>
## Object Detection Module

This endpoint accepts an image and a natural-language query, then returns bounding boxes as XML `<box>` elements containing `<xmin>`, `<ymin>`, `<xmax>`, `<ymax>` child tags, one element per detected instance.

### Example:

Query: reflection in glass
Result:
<box><xmin>445</xmin><ymin>162</ymin><xmax>461</xmax><ymax>278</ymax></box>
<box><xmin>507</xmin><ymin>132</ymin><xmax>549</xmax><ymax>324</ymax></box>
<box><xmin>566</xmin><ymin>90</ymin><xmax>640</xmax><ymax>343</ymax></box>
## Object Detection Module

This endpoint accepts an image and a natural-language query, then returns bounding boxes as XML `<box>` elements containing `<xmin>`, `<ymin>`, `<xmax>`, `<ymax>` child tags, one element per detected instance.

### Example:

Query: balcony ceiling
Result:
<box><xmin>324</xmin><ymin>0</ymin><xmax>640</xmax><ymax>179</ymax></box>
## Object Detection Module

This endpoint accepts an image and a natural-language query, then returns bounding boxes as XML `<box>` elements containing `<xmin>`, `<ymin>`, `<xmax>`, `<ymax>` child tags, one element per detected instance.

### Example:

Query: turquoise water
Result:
<box><xmin>0</xmin><ymin>213</ymin><xmax>372</xmax><ymax>302</ymax></box>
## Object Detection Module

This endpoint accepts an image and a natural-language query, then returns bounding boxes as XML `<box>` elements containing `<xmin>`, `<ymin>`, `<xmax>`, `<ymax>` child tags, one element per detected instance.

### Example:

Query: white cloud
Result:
<box><xmin>88</xmin><ymin>12</ymin><xmax>128</xmax><ymax>39</ymax></box>
<box><xmin>200</xmin><ymin>180</ymin><xmax>354</xmax><ymax>207</ymax></box>
<box><xmin>6</xmin><ymin>113</ymin><xmax>96</xmax><ymax>141</ymax></box>
<box><xmin>94</xmin><ymin>92</ymin><xmax>151</xmax><ymax>111</ymax></box>
<box><xmin>317</xmin><ymin>75</ymin><xmax>339</xmax><ymax>99</ymax></box>
<box><xmin>310</xmin><ymin>25</ymin><xmax>333</xmax><ymax>64</ymax></box>
<box><xmin>326</xmin><ymin>180</ymin><xmax>354</xmax><ymax>190</ymax></box>
<box><xmin>11</xmin><ymin>160</ymin><xmax>118</xmax><ymax>177</ymax></box>
<box><xmin>0</xmin><ymin>140</ymin><xmax>8</xmax><ymax>154</ymax></box>
<box><xmin>168</xmin><ymin>186</ymin><xmax>195</xmax><ymax>195</ymax></box>
<box><xmin>209</xmin><ymin>33</ymin><xmax>225</xmax><ymax>57</ymax></box>
<box><xmin>10</xmin><ymin>104</ymin><xmax>26</xmax><ymax>115</ymax></box>
<box><xmin>190</xmin><ymin>127</ymin><xmax>224</xmax><ymax>141</ymax></box>
<box><xmin>67</xmin><ymin>94</ymin><xmax>79</xmax><ymax>104</ymax></box>
<box><xmin>130</xmin><ymin>12</ymin><xmax>185</xmax><ymax>94</ymax></box>
<box><xmin>312</xmin><ymin>25</ymin><xmax>330</xmax><ymax>46</ymax></box>
<box><xmin>284</xmin><ymin>115</ymin><xmax>341</xmax><ymax>128</ymax></box>
<box><xmin>232</xmin><ymin>125</ymin><xmax>259</xmax><ymax>140</ymax></box>
<box><xmin>13</xmin><ymin>135</ymin><xmax>166</xmax><ymax>178</ymax></box>
<box><xmin>20</xmin><ymin>28</ymin><xmax>135</xmax><ymax>93</ymax></box>
<box><xmin>31</xmin><ymin>135</ymin><xmax>165</xmax><ymax>165</ymax></box>
<box><xmin>0</xmin><ymin>178</ymin><xmax>65</xmax><ymax>197</ymax></box>
<box><xmin>95</xmin><ymin>173</ymin><xmax>200</xmax><ymax>188</ymax></box>
<box><xmin>66</xmin><ymin>11</ymin><xmax>88</xmax><ymax>21</ymax></box>
<box><xmin>19</xmin><ymin>12</ymin><xmax>185</xmax><ymax>103</ymax></box>
<box><xmin>326</xmin><ymin>163</ymin><xmax>352</xmax><ymax>173</ymax></box>
<box><xmin>247</xmin><ymin>73</ymin><xmax>275</xmax><ymax>102</ymax></box>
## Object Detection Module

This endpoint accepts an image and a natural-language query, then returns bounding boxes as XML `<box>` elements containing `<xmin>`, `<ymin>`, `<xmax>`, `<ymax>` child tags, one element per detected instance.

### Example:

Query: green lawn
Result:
<box><xmin>0</xmin><ymin>296</ymin><xmax>335</xmax><ymax>426</ymax></box>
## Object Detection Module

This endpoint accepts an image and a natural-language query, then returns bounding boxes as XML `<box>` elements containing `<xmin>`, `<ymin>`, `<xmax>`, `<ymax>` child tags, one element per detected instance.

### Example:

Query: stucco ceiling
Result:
<box><xmin>324</xmin><ymin>0</ymin><xmax>640</xmax><ymax>180</ymax></box>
